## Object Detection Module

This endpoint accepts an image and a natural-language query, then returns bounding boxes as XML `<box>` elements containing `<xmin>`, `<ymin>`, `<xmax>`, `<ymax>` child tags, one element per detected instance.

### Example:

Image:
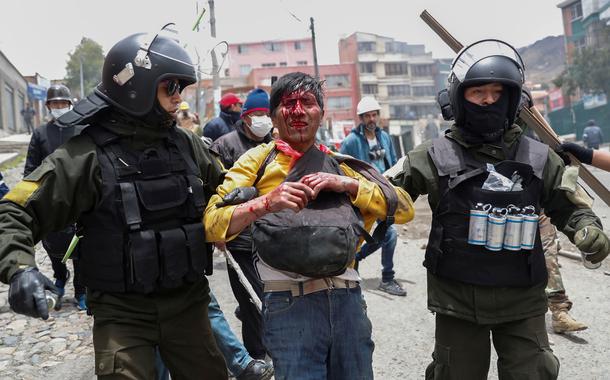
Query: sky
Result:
<box><xmin>0</xmin><ymin>0</ymin><xmax>565</xmax><ymax>81</ymax></box>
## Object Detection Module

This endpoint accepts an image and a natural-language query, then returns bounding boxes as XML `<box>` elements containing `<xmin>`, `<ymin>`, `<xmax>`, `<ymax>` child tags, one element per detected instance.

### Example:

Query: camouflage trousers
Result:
<box><xmin>539</xmin><ymin>214</ymin><xmax>572</xmax><ymax>310</ymax></box>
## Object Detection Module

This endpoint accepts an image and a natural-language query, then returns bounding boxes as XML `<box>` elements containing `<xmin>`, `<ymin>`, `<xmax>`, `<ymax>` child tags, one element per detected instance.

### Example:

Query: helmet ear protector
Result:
<box><xmin>437</xmin><ymin>89</ymin><xmax>453</xmax><ymax>121</ymax></box>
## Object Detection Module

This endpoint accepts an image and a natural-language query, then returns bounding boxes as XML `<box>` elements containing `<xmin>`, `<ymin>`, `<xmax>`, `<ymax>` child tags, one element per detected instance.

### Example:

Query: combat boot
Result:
<box><xmin>551</xmin><ymin>310</ymin><xmax>588</xmax><ymax>333</ymax></box>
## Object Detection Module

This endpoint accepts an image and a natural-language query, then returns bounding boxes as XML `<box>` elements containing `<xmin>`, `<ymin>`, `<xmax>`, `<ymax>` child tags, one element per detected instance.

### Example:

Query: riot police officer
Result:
<box><xmin>389</xmin><ymin>39</ymin><xmax>610</xmax><ymax>379</ymax></box>
<box><xmin>0</xmin><ymin>28</ymin><xmax>227</xmax><ymax>379</ymax></box>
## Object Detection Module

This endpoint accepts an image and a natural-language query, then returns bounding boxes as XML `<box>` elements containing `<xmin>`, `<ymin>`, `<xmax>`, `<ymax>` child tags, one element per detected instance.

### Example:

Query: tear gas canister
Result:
<box><xmin>486</xmin><ymin>207</ymin><xmax>507</xmax><ymax>251</ymax></box>
<box><xmin>520</xmin><ymin>206</ymin><xmax>538</xmax><ymax>250</ymax></box>
<box><xmin>503</xmin><ymin>205</ymin><xmax>523</xmax><ymax>251</ymax></box>
<box><xmin>468</xmin><ymin>203</ymin><xmax>491</xmax><ymax>246</ymax></box>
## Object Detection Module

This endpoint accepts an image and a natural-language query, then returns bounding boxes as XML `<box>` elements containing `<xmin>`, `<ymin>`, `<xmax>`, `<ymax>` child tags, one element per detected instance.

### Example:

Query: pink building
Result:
<box><xmin>247</xmin><ymin>63</ymin><xmax>361</xmax><ymax>139</ymax></box>
<box><xmin>226</xmin><ymin>38</ymin><xmax>313</xmax><ymax>78</ymax></box>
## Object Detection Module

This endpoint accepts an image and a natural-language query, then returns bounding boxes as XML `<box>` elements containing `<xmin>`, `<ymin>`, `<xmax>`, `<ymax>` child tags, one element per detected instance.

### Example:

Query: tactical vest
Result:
<box><xmin>78</xmin><ymin>125</ymin><xmax>212</xmax><ymax>293</ymax></box>
<box><xmin>425</xmin><ymin>135</ymin><xmax>548</xmax><ymax>287</ymax></box>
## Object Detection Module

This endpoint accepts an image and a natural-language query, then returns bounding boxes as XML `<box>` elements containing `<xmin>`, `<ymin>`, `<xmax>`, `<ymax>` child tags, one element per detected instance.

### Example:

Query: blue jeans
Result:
<box><xmin>358</xmin><ymin>225</ymin><xmax>398</xmax><ymax>282</ymax></box>
<box><xmin>208</xmin><ymin>292</ymin><xmax>252</xmax><ymax>376</ymax></box>
<box><xmin>263</xmin><ymin>287</ymin><xmax>374</xmax><ymax>380</ymax></box>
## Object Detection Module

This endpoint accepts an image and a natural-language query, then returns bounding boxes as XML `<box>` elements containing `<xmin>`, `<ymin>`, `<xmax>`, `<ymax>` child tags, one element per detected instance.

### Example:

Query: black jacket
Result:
<box><xmin>24</xmin><ymin>121</ymin><xmax>84</xmax><ymax>176</ymax></box>
<box><xmin>210</xmin><ymin>120</ymin><xmax>272</xmax><ymax>170</ymax></box>
<box><xmin>203</xmin><ymin>111</ymin><xmax>240</xmax><ymax>142</ymax></box>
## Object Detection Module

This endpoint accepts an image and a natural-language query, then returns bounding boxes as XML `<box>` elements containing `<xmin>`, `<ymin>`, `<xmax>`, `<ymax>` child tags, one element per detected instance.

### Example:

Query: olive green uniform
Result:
<box><xmin>390</xmin><ymin>125</ymin><xmax>602</xmax><ymax>380</ymax></box>
<box><xmin>0</xmin><ymin>118</ymin><xmax>227</xmax><ymax>379</ymax></box>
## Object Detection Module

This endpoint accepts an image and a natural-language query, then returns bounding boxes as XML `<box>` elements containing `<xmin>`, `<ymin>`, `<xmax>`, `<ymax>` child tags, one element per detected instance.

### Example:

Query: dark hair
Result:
<box><xmin>269</xmin><ymin>72</ymin><xmax>324</xmax><ymax>116</ymax></box>
<box><xmin>587</xmin><ymin>119</ymin><xmax>596</xmax><ymax>126</ymax></box>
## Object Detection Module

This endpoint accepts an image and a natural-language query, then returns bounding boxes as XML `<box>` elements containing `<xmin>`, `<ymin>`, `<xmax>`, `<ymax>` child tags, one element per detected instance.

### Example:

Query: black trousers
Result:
<box><xmin>226</xmin><ymin>248</ymin><xmax>266</xmax><ymax>359</ymax></box>
<box><xmin>49</xmin><ymin>254</ymin><xmax>86</xmax><ymax>297</ymax></box>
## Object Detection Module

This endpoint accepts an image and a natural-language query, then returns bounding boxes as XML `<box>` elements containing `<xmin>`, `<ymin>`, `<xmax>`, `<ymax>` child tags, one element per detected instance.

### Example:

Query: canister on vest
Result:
<box><xmin>468</xmin><ymin>203</ymin><xmax>491</xmax><ymax>246</ymax></box>
<box><xmin>520</xmin><ymin>206</ymin><xmax>538</xmax><ymax>250</ymax></box>
<box><xmin>503</xmin><ymin>205</ymin><xmax>524</xmax><ymax>251</ymax></box>
<box><xmin>486</xmin><ymin>207</ymin><xmax>507</xmax><ymax>251</ymax></box>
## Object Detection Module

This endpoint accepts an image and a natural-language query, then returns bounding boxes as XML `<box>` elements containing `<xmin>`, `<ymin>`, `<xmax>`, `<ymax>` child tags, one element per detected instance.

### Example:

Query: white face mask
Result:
<box><xmin>50</xmin><ymin>107</ymin><xmax>71</xmax><ymax>120</ymax></box>
<box><xmin>248</xmin><ymin>115</ymin><xmax>273</xmax><ymax>138</ymax></box>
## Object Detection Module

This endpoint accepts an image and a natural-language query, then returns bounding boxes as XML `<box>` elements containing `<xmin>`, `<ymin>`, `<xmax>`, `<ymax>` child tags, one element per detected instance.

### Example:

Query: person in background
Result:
<box><xmin>340</xmin><ymin>96</ymin><xmax>406</xmax><ymax>297</ymax></box>
<box><xmin>582</xmin><ymin>119</ymin><xmax>603</xmax><ymax>150</ymax></box>
<box><xmin>20</xmin><ymin>102</ymin><xmax>36</xmax><ymax>134</ymax></box>
<box><xmin>176</xmin><ymin>101</ymin><xmax>201</xmax><ymax>135</ymax></box>
<box><xmin>0</xmin><ymin>172</ymin><xmax>8</xmax><ymax>198</ymax></box>
<box><xmin>24</xmin><ymin>84</ymin><xmax>87</xmax><ymax>310</ymax></box>
<box><xmin>203</xmin><ymin>93</ymin><xmax>242</xmax><ymax>141</ymax></box>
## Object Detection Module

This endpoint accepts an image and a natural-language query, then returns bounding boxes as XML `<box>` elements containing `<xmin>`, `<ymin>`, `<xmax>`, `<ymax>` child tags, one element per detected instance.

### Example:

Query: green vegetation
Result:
<box><xmin>0</xmin><ymin>153</ymin><xmax>25</xmax><ymax>172</ymax></box>
<box><xmin>64</xmin><ymin>37</ymin><xmax>105</xmax><ymax>99</ymax></box>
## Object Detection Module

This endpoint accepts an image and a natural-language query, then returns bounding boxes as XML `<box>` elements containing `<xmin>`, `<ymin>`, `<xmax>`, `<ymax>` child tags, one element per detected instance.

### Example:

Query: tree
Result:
<box><xmin>554</xmin><ymin>24</ymin><xmax>610</xmax><ymax>97</ymax></box>
<box><xmin>64</xmin><ymin>37</ymin><xmax>105</xmax><ymax>99</ymax></box>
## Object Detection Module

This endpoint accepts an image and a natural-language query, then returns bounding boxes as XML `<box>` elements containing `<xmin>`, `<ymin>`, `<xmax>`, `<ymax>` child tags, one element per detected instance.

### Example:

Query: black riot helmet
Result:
<box><xmin>46</xmin><ymin>84</ymin><xmax>73</xmax><ymax>105</ymax></box>
<box><xmin>95</xmin><ymin>26</ymin><xmax>197</xmax><ymax>117</ymax></box>
<box><xmin>440</xmin><ymin>39</ymin><xmax>525</xmax><ymax>128</ymax></box>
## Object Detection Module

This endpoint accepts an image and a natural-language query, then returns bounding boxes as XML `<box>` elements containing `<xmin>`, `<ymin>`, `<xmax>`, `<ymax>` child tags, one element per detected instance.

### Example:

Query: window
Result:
<box><xmin>385</xmin><ymin>62</ymin><xmax>408</xmax><ymax>76</ymax></box>
<box><xmin>264</xmin><ymin>42</ymin><xmax>283</xmax><ymax>52</ymax></box>
<box><xmin>326</xmin><ymin>96</ymin><xmax>352</xmax><ymax>110</ymax></box>
<box><xmin>574</xmin><ymin>36</ymin><xmax>586</xmax><ymax>52</ymax></box>
<box><xmin>385</xmin><ymin>41</ymin><xmax>409</xmax><ymax>54</ymax></box>
<box><xmin>224</xmin><ymin>68</ymin><xmax>230</xmax><ymax>77</ymax></box>
<box><xmin>357</xmin><ymin>41</ymin><xmax>376</xmax><ymax>52</ymax></box>
<box><xmin>325</xmin><ymin>75</ymin><xmax>350</xmax><ymax>88</ymax></box>
<box><xmin>387</xmin><ymin>85</ymin><xmax>411</xmax><ymax>97</ymax></box>
<box><xmin>3</xmin><ymin>85</ymin><xmax>16</xmax><ymax>131</ymax></box>
<box><xmin>389</xmin><ymin>104</ymin><xmax>409</xmax><ymax>119</ymax></box>
<box><xmin>569</xmin><ymin>3</ymin><xmax>582</xmax><ymax>20</ymax></box>
<box><xmin>239</xmin><ymin>65</ymin><xmax>252</xmax><ymax>76</ymax></box>
<box><xmin>296</xmin><ymin>60</ymin><xmax>308</xmax><ymax>66</ymax></box>
<box><xmin>359</xmin><ymin>62</ymin><xmax>375</xmax><ymax>74</ymax></box>
<box><xmin>412</xmin><ymin>104</ymin><xmax>440</xmax><ymax>118</ymax></box>
<box><xmin>412</xmin><ymin>86</ymin><xmax>436</xmax><ymax>97</ymax></box>
<box><xmin>237</xmin><ymin>44</ymin><xmax>249</xmax><ymax>54</ymax></box>
<box><xmin>294</xmin><ymin>41</ymin><xmax>303</xmax><ymax>50</ymax></box>
<box><xmin>411</xmin><ymin>64</ymin><xmax>434</xmax><ymax>77</ymax></box>
<box><xmin>362</xmin><ymin>84</ymin><xmax>378</xmax><ymax>94</ymax></box>
<box><xmin>261</xmin><ymin>63</ymin><xmax>276</xmax><ymax>68</ymax></box>
<box><xmin>279</xmin><ymin>62</ymin><xmax>287</xmax><ymax>67</ymax></box>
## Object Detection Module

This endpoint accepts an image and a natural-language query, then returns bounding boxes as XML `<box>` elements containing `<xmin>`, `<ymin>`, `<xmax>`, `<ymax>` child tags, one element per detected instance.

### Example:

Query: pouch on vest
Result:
<box><xmin>251</xmin><ymin>146</ymin><xmax>364</xmax><ymax>277</ymax></box>
<box><xmin>159</xmin><ymin>228</ymin><xmax>189</xmax><ymax>289</ymax></box>
<box><xmin>128</xmin><ymin>230</ymin><xmax>159</xmax><ymax>293</ymax></box>
<box><xmin>184</xmin><ymin>223</ymin><xmax>213</xmax><ymax>276</ymax></box>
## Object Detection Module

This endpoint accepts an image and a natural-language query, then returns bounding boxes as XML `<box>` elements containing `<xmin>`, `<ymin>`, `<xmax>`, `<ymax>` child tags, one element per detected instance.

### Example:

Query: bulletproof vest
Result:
<box><xmin>78</xmin><ymin>125</ymin><xmax>212</xmax><ymax>293</ymax></box>
<box><xmin>425</xmin><ymin>135</ymin><xmax>548</xmax><ymax>287</ymax></box>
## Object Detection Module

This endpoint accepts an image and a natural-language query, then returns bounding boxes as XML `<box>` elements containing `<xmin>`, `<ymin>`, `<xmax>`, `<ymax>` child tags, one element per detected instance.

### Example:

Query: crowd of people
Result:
<box><xmin>0</xmin><ymin>27</ymin><xmax>608</xmax><ymax>380</ymax></box>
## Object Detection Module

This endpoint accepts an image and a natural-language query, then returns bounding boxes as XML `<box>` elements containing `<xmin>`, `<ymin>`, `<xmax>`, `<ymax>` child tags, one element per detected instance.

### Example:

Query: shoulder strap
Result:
<box><xmin>333</xmin><ymin>152</ymin><xmax>398</xmax><ymax>244</ymax></box>
<box><xmin>56</xmin><ymin>92</ymin><xmax>109</xmax><ymax>128</ymax></box>
<box><xmin>515</xmin><ymin>136</ymin><xmax>547</xmax><ymax>179</ymax></box>
<box><xmin>253</xmin><ymin>146</ymin><xmax>278</xmax><ymax>188</ymax></box>
<box><xmin>427</xmin><ymin>136</ymin><xmax>467</xmax><ymax>178</ymax></box>
<box><xmin>169</xmin><ymin>127</ymin><xmax>200</xmax><ymax>176</ymax></box>
<box><xmin>83</xmin><ymin>124</ymin><xmax>121</xmax><ymax>147</ymax></box>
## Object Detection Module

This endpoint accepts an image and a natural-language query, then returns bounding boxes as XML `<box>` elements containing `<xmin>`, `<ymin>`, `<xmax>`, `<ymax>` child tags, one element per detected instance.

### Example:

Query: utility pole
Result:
<box><xmin>79</xmin><ymin>57</ymin><xmax>85</xmax><ymax>100</ymax></box>
<box><xmin>309</xmin><ymin>17</ymin><xmax>320</xmax><ymax>80</ymax></box>
<box><xmin>193</xmin><ymin>3</ymin><xmax>206</xmax><ymax>115</ymax></box>
<box><xmin>209</xmin><ymin>0</ymin><xmax>221</xmax><ymax>117</ymax></box>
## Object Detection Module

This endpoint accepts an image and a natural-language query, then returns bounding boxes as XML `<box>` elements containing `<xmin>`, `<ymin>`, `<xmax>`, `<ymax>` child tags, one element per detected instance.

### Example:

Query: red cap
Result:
<box><xmin>219</xmin><ymin>93</ymin><xmax>242</xmax><ymax>107</ymax></box>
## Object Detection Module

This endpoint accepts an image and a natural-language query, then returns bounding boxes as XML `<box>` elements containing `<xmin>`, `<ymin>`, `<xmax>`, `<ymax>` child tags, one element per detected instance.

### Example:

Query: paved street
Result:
<box><xmin>1</xmin><ymin>158</ymin><xmax>610</xmax><ymax>379</ymax></box>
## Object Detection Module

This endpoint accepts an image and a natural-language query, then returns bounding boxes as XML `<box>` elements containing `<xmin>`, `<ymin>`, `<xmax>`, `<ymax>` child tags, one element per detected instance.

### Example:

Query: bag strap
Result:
<box><xmin>253</xmin><ymin>147</ymin><xmax>278</xmax><ymax>188</ymax></box>
<box><xmin>333</xmin><ymin>153</ymin><xmax>398</xmax><ymax>243</ymax></box>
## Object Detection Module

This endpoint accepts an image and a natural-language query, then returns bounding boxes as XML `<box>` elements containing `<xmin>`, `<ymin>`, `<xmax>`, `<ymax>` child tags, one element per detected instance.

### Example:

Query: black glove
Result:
<box><xmin>215</xmin><ymin>187</ymin><xmax>258</xmax><ymax>207</ymax></box>
<box><xmin>557</xmin><ymin>142</ymin><xmax>593</xmax><ymax>165</ymax></box>
<box><xmin>9</xmin><ymin>267</ymin><xmax>59</xmax><ymax>320</ymax></box>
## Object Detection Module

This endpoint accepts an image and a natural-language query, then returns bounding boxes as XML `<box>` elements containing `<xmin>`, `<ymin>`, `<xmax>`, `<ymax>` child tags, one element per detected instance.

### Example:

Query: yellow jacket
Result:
<box><xmin>205</xmin><ymin>142</ymin><xmax>414</xmax><ymax>244</ymax></box>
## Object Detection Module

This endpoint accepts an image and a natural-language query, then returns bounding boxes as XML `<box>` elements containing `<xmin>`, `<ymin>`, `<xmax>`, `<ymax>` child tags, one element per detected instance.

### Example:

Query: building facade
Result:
<box><xmin>226</xmin><ymin>38</ymin><xmax>313</xmax><ymax>79</ymax></box>
<box><xmin>0</xmin><ymin>51</ymin><xmax>28</xmax><ymax>134</ymax></box>
<box><xmin>338</xmin><ymin>32</ymin><xmax>440</xmax><ymax>155</ymax></box>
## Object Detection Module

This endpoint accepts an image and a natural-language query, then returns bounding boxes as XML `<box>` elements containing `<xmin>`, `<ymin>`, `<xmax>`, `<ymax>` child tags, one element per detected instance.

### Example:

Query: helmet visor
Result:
<box><xmin>451</xmin><ymin>39</ymin><xmax>524</xmax><ymax>82</ymax></box>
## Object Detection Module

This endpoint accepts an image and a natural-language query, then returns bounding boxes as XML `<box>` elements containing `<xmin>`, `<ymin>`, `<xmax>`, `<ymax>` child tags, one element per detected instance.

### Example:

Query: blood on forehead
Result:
<box><xmin>280</xmin><ymin>90</ymin><xmax>319</xmax><ymax>120</ymax></box>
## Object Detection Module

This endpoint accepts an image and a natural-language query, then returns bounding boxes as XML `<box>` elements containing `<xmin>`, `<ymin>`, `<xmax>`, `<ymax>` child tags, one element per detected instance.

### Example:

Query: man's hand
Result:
<box><xmin>264</xmin><ymin>182</ymin><xmax>314</xmax><ymax>213</ymax></box>
<box><xmin>300</xmin><ymin>172</ymin><xmax>358</xmax><ymax>199</ymax></box>
<box><xmin>557</xmin><ymin>142</ymin><xmax>593</xmax><ymax>165</ymax></box>
<box><xmin>574</xmin><ymin>226</ymin><xmax>610</xmax><ymax>264</ymax></box>
<box><xmin>9</xmin><ymin>267</ymin><xmax>59</xmax><ymax>320</ymax></box>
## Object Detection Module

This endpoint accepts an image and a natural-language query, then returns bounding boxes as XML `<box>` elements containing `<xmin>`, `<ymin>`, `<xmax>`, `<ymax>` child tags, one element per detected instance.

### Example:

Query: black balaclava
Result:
<box><xmin>461</xmin><ymin>90</ymin><xmax>509</xmax><ymax>144</ymax></box>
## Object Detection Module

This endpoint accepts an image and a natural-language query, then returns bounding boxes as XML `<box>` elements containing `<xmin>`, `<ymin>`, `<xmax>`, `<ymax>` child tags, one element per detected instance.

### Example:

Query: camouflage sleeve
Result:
<box><xmin>0</xmin><ymin>135</ymin><xmax>102</xmax><ymax>283</ymax></box>
<box><xmin>541</xmin><ymin>148</ymin><xmax>602</xmax><ymax>242</ymax></box>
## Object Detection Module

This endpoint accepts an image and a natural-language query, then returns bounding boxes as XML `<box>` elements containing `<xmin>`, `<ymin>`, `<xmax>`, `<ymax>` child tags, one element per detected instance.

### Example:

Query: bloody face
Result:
<box><xmin>272</xmin><ymin>90</ymin><xmax>323</xmax><ymax>151</ymax></box>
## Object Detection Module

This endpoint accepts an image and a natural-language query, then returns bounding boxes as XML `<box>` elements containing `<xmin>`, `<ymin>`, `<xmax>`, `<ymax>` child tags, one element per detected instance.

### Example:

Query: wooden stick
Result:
<box><xmin>420</xmin><ymin>9</ymin><xmax>610</xmax><ymax>207</ymax></box>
